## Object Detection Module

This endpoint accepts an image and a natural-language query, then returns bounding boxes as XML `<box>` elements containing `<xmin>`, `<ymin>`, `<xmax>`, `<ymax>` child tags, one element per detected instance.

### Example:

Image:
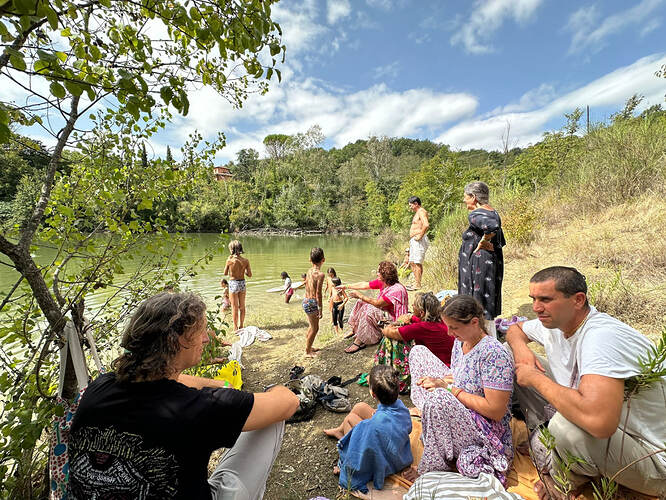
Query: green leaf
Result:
<box><xmin>138</xmin><ymin>198</ymin><xmax>153</xmax><ymax>210</ymax></box>
<box><xmin>49</xmin><ymin>81</ymin><xmax>66</xmax><ymax>98</ymax></box>
<box><xmin>60</xmin><ymin>27</ymin><xmax>71</xmax><ymax>37</ymax></box>
<box><xmin>64</xmin><ymin>80</ymin><xmax>83</xmax><ymax>97</ymax></box>
<box><xmin>46</xmin><ymin>6</ymin><xmax>59</xmax><ymax>30</ymax></box>
<box><xmin>57</xmin><ymin>204</ymin><xmax>74</xmax><ymax>217</ymax></box>
<box><xmin>9</xmin><ymin>52</ymin><xmax>26</xmax><ymax>71</ymax></box>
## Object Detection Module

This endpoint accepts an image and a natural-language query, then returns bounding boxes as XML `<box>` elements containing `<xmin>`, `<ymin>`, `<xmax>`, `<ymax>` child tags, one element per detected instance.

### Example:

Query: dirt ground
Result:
<box><xmin>224</xmin><ymin>296</ymin><xmax>414</xmax><ymax>500</ymax></box>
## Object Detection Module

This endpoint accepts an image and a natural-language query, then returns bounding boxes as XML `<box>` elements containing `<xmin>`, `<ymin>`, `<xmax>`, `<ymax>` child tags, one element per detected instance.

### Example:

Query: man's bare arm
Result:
<box><xmin>516</xmin><ymin>368</ymin><xmax>624</xmax><ymax>438</ymax></box>
<box><xmin>245</xmin><ymin>261</ymin><xmax>252</xmax><ymax>278</ymax></box>
<box><xmin>177</xmin><ymin>373</ymin><xmax>231</xmax><ymax>389</ymax></box>
<box><xmin>415</xmin><ymin>209</ymin><xmax>429</xmax><ymax>240</ymax></box>
<box><xmin>506</xmin><ymin>323</ymin><xmax>545</xmax><ymax>372</ymax></box>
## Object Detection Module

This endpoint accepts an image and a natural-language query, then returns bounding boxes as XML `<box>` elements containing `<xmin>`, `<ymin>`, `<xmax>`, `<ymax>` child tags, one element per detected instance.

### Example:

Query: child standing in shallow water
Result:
<box><xmin>223</xmin><ymin>240</ymin><xmax>252</xmax><ymax>331</ymax></box>
<box><xmin>280</xmin><ymin>271</ymin><xmax>294</xmax><ymax>303</ymax></box>
<box><xmin>303</xmin><ymin>247</ymin><xmax>325</xmax><ymax>357</ymax></box>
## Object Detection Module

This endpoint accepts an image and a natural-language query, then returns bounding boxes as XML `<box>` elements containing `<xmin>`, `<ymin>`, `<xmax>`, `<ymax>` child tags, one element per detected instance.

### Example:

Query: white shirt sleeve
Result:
<box><xmin>578</xmin><ymin>322</ymin><xmax>648</xmax><ymax>379</ymax></box>
<box><xmin>520</xmin><ymin>319</ymin><xmax>546</xmax><ymax>345</ymax></box>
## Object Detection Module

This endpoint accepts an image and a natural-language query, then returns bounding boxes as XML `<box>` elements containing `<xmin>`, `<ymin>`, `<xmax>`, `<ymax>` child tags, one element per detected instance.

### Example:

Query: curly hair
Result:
<box><xmin>377</xmin><ymin>260</ymin><xmax>399</xmax><ymax>285</ymax></box>
<box><xmin>112</xmin><ymin>292</ymin><xmax>206</xmax><ymax>383</ymax></box>
<box><xmin>413</xmin><ymin>292</ymin><xmax>442</xmax><ymax>322</ymax></box>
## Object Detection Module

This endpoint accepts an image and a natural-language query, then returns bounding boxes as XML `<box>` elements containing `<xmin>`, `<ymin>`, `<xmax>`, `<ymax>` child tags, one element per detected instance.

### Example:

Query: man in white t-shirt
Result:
<box><xmin>506</xmin><ymin>266</ymin><xmax>666</xmax><ymax>499</ymax></box>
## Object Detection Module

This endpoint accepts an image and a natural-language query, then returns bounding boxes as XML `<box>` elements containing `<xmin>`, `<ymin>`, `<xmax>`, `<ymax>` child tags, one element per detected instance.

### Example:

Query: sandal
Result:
<box><xmin>344</xmin><ymin>342</ymin><xmax>366</xmax><ymax>354</ymax></box>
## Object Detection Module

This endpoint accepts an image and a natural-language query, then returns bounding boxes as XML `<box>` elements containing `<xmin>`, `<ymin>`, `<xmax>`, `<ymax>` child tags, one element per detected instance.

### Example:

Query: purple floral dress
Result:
<box><xmin>409</xmin><ymin>337</ymin><xmax>514</xmax><ymax>484</ymax></box>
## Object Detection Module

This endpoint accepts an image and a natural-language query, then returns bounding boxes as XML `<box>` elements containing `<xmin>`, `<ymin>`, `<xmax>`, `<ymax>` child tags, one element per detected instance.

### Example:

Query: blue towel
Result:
<box><xmin>337</xmin><ymin>399</ymin><xmax>413</xmax><ymax>493</ymax></box>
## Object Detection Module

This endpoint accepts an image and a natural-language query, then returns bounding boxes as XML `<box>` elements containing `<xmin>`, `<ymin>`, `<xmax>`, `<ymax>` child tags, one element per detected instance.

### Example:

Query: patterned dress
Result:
<box><xmin>458</xmin><ymin>208</ymin><xmax>505</xmax><ymax>320</ymax></box>
<box><xmin>349</xmin><ymin>282</ymin><xmax>408</xmax><ymax>345</ymax></box>
<box><xmin>409</xmin><ymin>337</ymin><xmax>514</xmax><ymax>484</ymax></box>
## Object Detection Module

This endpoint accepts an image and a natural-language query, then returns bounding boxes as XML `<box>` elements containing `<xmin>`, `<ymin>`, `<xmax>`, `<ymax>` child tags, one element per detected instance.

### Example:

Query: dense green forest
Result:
<box><xmin>4</xmin><ymin>100</ymin><xmax>664</xmax><ymax>238</ymax></box>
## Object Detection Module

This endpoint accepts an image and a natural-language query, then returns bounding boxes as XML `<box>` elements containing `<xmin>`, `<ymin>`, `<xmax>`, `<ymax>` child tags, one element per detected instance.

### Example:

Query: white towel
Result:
<box><xmin>236</xmin><ymin>325</ymin><xmax>272</xmax><ymax>347</ymax></box>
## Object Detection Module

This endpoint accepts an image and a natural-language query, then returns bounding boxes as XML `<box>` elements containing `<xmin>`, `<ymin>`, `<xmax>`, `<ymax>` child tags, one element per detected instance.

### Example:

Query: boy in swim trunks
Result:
<box><xmin>223</xmin><ymin>240</ymin><xmax>252</xmax><ymax>331</ymax></box>
<box><xmin>303</xmin><ymin>247</ymin><xmax>325</xmax><ymax>357</ymax></box>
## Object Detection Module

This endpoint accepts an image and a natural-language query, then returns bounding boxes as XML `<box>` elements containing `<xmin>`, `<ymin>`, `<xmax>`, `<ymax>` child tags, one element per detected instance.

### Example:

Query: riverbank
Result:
<box><xmin>225</xmin><ymin>196</ymin><xmax>665</xmax><ymax>500</ymax></box>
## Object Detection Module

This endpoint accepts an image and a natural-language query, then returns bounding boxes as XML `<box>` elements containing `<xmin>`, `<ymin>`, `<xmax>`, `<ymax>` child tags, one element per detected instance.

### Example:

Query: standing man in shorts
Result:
<box><xmin>408</xmin><ymin>196</ymin><xmax>429</xmax><ymax>289</ymax></box>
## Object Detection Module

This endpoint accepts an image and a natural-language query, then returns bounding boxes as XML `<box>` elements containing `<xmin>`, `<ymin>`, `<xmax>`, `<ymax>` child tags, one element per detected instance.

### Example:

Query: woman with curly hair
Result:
<box><xmin>339</xmin><ymin>261</ymin><xmax>408</xmax><ymax>353</ymax></box>
<box><xmin>67</xmin><ymin>291</ymin><xmax>298</xmax><ymax>498</ymax></box>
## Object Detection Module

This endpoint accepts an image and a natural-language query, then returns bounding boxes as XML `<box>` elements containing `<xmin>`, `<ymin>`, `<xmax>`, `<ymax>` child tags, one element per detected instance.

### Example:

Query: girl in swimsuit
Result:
<box><xmin>280</xmin><ymin>271</ymin><xmax>294</xmax><ymax>303</ymax></box>
<box><xmin>223</xmin><ymin>240</ymin><xmax>252</xmax><ymax>331</ymax></box>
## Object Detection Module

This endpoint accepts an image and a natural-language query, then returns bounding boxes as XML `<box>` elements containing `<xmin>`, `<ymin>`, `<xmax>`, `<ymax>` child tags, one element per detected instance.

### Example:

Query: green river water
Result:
<box><xmin>0</xmin><ymin>233</ymin><xmax>385</xmax><ymax>316</ymax></box>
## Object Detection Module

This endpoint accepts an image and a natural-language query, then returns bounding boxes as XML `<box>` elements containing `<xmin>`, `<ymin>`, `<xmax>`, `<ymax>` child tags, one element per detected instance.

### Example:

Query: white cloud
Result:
<box><xmin>451</xmin><ymin>0</ymin><xmax>543</xmax><ymax>54</ymax></box>
<box><xmin>327</xmin><ymin>0</ymin><xmax>351</xmax><ymax>24</ymax></box>
<box><xmin>366</xmin><ymin>0</ymin><xmax>394</xmax><ymax>10</ymax></box>
<box><xmin>175</xmin><ymin>77</ymin><xmax>478</xmax><ymax>162</ymax></box>
<box><xmin>566</xmin><ymin>0</ymin><xmax>664</xmax><ymax>54</ymax></box>
<box><xmin>372</xmin><ymin>61</ymin><xmax>400</xmax><ymax>80</ymax></box>
<box><xmin>436</xmin><ymin>53</ymin><xmax>666</xmax><ymax>150</ymax></box>
<box><xmin>640</xmin><ymin>17</ymin><xmax>662</xmax><ymax>37</ymax></box>
<box><xmin>273</xmin><ymin>0</ymin><xmax>327</xmax><ymax>57</ymax></box>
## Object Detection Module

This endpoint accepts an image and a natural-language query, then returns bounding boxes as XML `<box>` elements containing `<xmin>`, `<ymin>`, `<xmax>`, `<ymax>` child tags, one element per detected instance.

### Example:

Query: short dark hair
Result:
<box><xmin>369</xmin><ymin>365</ymin><xmax>399</xmax><ymax>405</ymax></box>
<box><xmin>221</xmin><ymin>279</ymin><xmax>228</xmax><ymax>285</ymax></box>
<box><xmin>112</xmin><ymin>292</ymin><xmax>206</xmax><ymax>383</ymax></box>
<box><xmin>408</xmin><ymin>196</ymin><xmax>421</xmax><ymax>205</ymax></box>
<box><xmin>530</xmin><ymin>266</ymin><xmax>588</xmax><ymax>305</ymax></box>
<box><xmin>310</xmin><ymin>247</ymin><xmax>324</xmax><ymax>264</ymax></box>
<box><xmin>377</xmin><ymin>260</ymin><xmax>399</xmax><ymax>285</ymax></box>
<box><xmin>327</xmin><ymin>267</ymin><xmax>337</xmax><ymax>276</ymax></box>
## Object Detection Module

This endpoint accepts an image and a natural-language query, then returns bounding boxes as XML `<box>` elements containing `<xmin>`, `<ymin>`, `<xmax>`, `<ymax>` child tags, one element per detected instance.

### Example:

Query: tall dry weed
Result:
<box><xmin>569</xmin><ymin>116</ymin><xmax>666</xmax><ymax>209</ymax></box>
<box><xmin>423</xmin><ymin>208</ymin><xmax>468</xmax><ymax>289</ymax></box>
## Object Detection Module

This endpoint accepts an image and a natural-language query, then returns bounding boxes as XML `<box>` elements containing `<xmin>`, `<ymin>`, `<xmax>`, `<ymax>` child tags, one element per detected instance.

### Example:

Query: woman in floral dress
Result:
<box><xmin>409</xmin><ymin>294</ymin><xmax>514</xmax><ymax>484</ymax></box>
<box><xmin>458</xmin><ymin>181</ymin><xmax>505</xmax><ymax>336</ymax></box>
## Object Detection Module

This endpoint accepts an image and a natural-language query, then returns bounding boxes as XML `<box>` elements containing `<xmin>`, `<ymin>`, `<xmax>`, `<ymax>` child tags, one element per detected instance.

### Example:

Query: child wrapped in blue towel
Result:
<box><xmin>324</xmin><ymin>365</ymin><xmax>413</xmax><ymax>494</ymax></box>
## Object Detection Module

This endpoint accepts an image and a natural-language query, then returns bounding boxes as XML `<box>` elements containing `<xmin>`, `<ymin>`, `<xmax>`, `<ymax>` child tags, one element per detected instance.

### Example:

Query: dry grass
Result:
<box><xmin>424</xmin><ymin>196</ymin><xmax>666</xmax><ymax>342</ymax></box>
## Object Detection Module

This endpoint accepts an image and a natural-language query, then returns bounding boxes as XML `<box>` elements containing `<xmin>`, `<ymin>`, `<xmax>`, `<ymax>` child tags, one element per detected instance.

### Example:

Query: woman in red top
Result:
<box><xmin>381</xmin><ymin>292</ymin><xmax>454</xmax><ymax>367</ymax></box>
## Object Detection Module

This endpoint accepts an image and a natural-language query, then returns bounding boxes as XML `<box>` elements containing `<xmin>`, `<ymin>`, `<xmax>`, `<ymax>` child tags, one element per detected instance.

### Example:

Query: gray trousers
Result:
<box><xmin>508</xmin><ymin>348</ymin><xmax>666</xmax><ymax>497</ymax></box>
<box><xmin>208</xmin><ymin>421</ymin><xmax>285</xmax><ymax>500</ymax></box>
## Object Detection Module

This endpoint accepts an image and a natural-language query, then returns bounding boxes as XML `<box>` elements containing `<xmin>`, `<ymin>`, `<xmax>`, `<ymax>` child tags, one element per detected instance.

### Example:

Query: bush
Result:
<box><xmin>497</xmin><ymin>191</ymin><xmax>540</xmax><ymax>248</ymax></box>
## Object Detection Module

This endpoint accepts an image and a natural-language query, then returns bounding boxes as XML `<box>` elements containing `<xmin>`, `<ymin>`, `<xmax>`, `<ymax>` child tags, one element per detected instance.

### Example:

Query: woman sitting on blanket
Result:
<box><xmin>378</xmin><ymin>292</ymin><xmax>455</xmax><ymax>393</ymax></box>
<box><xmin>339</xmin><ymin>261</ymin><xmax>408</xmax><ymax>354</ymax></box>
<box><xmin>408</xmin><ymin>294</ymin><xmax>514</xmax><ymax>485</ymax></box>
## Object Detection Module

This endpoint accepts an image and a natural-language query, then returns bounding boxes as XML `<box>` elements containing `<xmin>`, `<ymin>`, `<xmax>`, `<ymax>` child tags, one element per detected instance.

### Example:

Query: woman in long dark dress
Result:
<box><xmin>458</xmin><ymin>181</ymin><xmax>505</xmax><ymax>336</ymax></box>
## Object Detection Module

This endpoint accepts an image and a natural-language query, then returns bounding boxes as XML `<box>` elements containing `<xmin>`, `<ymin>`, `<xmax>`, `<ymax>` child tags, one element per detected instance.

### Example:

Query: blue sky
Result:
<box><xmin>10</xmin><ymin>0</ymin><xmax>666</xmax><ymax>162</ymax></box>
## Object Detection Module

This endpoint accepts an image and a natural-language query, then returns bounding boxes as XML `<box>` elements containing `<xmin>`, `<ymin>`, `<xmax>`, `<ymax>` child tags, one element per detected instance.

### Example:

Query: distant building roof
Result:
<box><xmin>213</xmin><ymin>165</ymin><xmax>232</xmax><ymax>181</ymax></box>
